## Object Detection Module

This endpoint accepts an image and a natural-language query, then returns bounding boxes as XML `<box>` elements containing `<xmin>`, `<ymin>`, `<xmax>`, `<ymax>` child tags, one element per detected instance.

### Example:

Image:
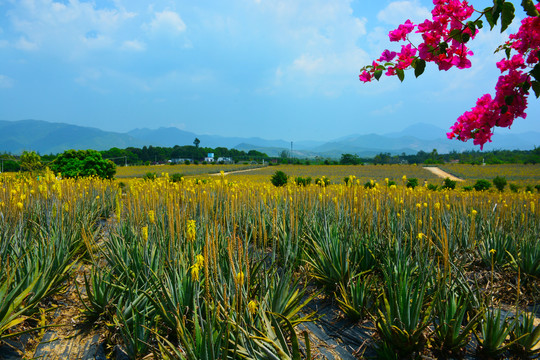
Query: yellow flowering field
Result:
<box><xmin>115</xmin><ymin>163</ymin><xmax>265</xmax><ymax>178</ymax></box>
<box><xmin>439</xmin><ymin>163</ymin><xmax>540</xmax><ymax>182</ymax></box>
<box><xmin>1</xmin><ymin>168</ymin><xmax>539</xmax><ymax>358</ymax></box>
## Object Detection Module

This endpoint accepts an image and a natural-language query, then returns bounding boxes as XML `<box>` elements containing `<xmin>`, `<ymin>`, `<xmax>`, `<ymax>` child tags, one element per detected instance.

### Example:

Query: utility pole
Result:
<box><xmin>290</xmin><ymin>141</ymin><xmax>293</xmax><ymax>160</ymax></box>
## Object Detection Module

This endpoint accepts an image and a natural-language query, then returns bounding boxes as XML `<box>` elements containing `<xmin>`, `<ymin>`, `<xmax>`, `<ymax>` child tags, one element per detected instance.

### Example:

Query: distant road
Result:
<box><xmin>424</xmin><ymin>167</ymin><xmax>463</xmax><ymax>181</ymax></box>
<box><xmin>209</xmin><ymin>167</ymin><xmax>262</xmax><ymax>176</ymax></box>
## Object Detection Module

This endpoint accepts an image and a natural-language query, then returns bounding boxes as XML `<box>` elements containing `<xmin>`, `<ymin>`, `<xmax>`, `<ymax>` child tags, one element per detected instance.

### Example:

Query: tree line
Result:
<box><xmin>100</xmin><ymin>145</ymin><xmax>269</xmax><ymax>165</ymax></box>
<box><xmin>368</xmin><ymin>148</ymin><xmax>540</xmax><ymax>165</ymax></box>
<box><xmin>2</xmin><ymin>147</ymin><xmax>540</xmax><ymax>174</ymax></box>
<box><xmin>0</xmin><ymin>144</ymin><xmax>270</xmax><ymax>173</ymax></box>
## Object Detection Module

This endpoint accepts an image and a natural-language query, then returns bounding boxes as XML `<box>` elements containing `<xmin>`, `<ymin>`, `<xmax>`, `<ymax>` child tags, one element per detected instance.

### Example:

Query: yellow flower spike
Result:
<box><xmin>191</xmin><ymin>265</ymin><xmax>200</xmax><ymax>281</ymax></box>
<box><xmin>247</xmin><ymin>300</ymin><xmax>258</xmax><ymax>315</ymax></box>
<box><xmin>471</xmin><ymin>209</ymin><xmax>477</xmax><ymax>216</ymax></box>
<box><xmin>148</xmin><ymin>210</ymin><xmax>155</xmax><ymax>224</ymax></box>
<box><xmin>489</xmin><ymin>249</ymin><xmax>496</xmax><ymax>255</ymax></box>
<box><xmin>435</xmin><ymin>202</ymin><xmax>440</xmax><ymax>210</ymax></box>
<box><xmin>417</xmin><ymin>233</ymin><xmax>425</xmax><ymax>240</ymax></box>
<box><xmin>236</xmin><ymin>271</ymin><xmax>245</xmax><ymax>286</ymax></box>
<box><xmin>195</xmin><ymin>254</ymin><xmax>204</xmax><ymax>267</ymax></box>
<box><xmin>142</xmin><ymin>226</ymin><xmax>148</xmax><ymax>242</ymax></box>
<box><xmin>186</xmin><ymin>220</ymin><xmax>196</xmax><ymax>242</ymax></box>
<box><xmin>16</xmin><ymin>202</ymin><xmax>23</xmax><ymax>210</ymax></box>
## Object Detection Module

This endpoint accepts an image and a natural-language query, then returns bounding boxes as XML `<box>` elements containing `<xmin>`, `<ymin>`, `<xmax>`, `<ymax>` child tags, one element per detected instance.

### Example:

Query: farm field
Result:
<box><xmin>225</xmin><ymin>164</ymin><xmax>441</xmax><ymax>185</ymax></box>
<box><xmin>0</xmin><ymin>165</ymin><xmax>539</xmax><ymax>359</ymax></box>
<box><xmin>439</xmin><ymin>164</ymin><xmax>540</xmax><ymax>187</ymax></box>
<box><xmin>115</xmin><ymin>163</ymin><xmax>265</xmax><ymax>178</ymax></box>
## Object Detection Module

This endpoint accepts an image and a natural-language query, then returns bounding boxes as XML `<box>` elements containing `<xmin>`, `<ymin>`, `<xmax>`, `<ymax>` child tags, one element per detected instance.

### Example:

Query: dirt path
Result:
<box><xmin>423</xmin><ymin>166</ymin><xmax>464</xmax><ymax>181</ymax></box>
<box><xmin>209</xmin><ymin>167</ymin><xmax>265</xmax><ymax>176</ymax></box>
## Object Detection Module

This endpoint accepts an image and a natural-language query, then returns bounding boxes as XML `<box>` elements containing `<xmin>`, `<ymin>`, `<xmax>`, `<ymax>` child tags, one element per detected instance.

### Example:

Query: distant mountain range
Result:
<box><xmin>0</xmin><ymin>119</ymin><xmax>538</xmax><ymax>158</ymax></box>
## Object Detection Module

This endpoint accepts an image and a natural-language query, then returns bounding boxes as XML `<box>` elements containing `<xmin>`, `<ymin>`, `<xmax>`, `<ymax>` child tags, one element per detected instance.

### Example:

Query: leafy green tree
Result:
<box><xmin>50</xmin><ymin>149</ymin><xmax>116</xmax><ymax>179</ymax></box>
<box><xmin>193</xmin><ymin>138</ymin><xmax>200</xmax><ymax>148</ymax></box>
<box><xmin>20</xmin><ymin>151</ymin><xmax>42</xmax><ymax>173</ymax></box>
<box><xmin>493</xmin><ymin>176</ymin><xmax>507</xmax><ymax>192</ymax></box>
<box><xmin>406</xmin><ymin>178</ymin><xmax>419</xmax><ymax>189</ymax></box>
<box><xmin>473</xmin><ymin>179</ymin><xmax>492</xmax><ymax>191</ymax></box>
<box><xmin>270</xmin><ymin>170</ymin><xmax>288</xmax><ymax>187</ymax></box>
<box><xmin>442</xmin><ymin>178</ymin><xmax>456</xmax><ymax>190</ymax></box>
<box><xmin>340</xmin><ymin>153</ymin><xmax>361</xmax><ymax>165</ymax></box>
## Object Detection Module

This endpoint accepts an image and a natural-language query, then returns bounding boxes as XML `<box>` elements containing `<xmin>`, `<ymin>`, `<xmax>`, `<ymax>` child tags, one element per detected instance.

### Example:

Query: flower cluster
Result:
<box><xmin>186</xmin><ymin>219</ymin><xmax>196</xmax><ymax>242</ymax></box>
<box><xmin>360</xmin><ymin>0</ymin><xmax>540</xmax><ymax>149</ymax></box>
<box><xmin>191</xmin><ymin>254</ymin><xmax>204</xmax><ymax>281</ymax></box>
<box><xmin>359</xmin><ymin>0</ymin><xmax>476</xmax><ymax>82</ymax></box>
<box><xmin>447</xmin><ymin>3</ymin><xmax>539</xmax><ymax>148</ymax></box>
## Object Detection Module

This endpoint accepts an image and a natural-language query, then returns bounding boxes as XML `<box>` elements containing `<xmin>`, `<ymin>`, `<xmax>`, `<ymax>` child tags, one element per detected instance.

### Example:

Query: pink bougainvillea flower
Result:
<box><xmin>379</xmin><ymin>49</ymin><xmax>397</xmax><ymax>62</ymax></box>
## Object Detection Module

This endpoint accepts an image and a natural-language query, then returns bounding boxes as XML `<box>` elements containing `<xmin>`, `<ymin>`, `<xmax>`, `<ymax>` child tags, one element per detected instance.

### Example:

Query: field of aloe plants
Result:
<box><xmin>0</xmin><ymin>165</ymin><xmax>539</xmax><ymax>359</ymax></box>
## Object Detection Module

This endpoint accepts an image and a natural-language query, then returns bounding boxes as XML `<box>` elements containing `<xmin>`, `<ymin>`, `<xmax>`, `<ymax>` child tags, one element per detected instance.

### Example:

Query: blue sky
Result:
<box><xmin>0</xmin><ymin>0</ymin><xmax>538</xmax><ymax>143</ymax></box>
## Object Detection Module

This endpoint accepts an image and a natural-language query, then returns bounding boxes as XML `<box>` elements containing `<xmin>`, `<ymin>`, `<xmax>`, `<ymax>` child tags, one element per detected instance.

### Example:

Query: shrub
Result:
<box><xmin>525</xmin><ymin>185</ymin><xmax>534</xmax><ymax>193</ymax></box>
<box><xmin>50</xmin><ymin>149</ymin><xmax>116</xmax><ymax>179</ymax></box>
<box><xmin>20</xmin><ymin>151</ymin><xmax>42</xmax><ymax>173</ymax></box>
<box><xmin>294</xmin><ymin>176</ymin><xmax>311</xmax><ymax>187</ymax></box>
<box><xmin>143</xmin><ymin>172</ymin><xmax>157</xmax><ymax>181</ymax></box>
<box><xmin>473</xmin><ymin>179</ymin><xmax>491</xmax><ymax>191</ymax></box>
<box><xmin>492</xmin><ymin>176</ymin><xmax>507</xmax><ymax>192</ymax></box>
<box><xmin>364</xmin><ymin>180</ymin><xmax>375</xmax><ymax>189</ymax></box>
<box><xmin>535</xmin><ymin>184</ymin><xmax>540</xmax><ymax>193</ymax></box>
<box><xmin>171</xmin><ymin>173</ymin><xmax>184</xmax><ymax>183</ymax></box>
<box><xmin>315</xmin><ymin>176</ymin><xmax>330</xmax><ymax>187</ymax></box>
<box><xmin>387</xmin><ymin>180</ymin><xmax>396</xmax><ymax>187</ymax></box>
<box><xmin>270</xmin><ymin>170</ymin><xmax>288</xmax><ymax>187</ymax></box>
<box><xmin>406</xmin><ymin>178</ymin><xmax>419</xmax><ymax>189</ymax></box>
<box><xmin>442</xmin><ymin>177</ymin><xmax>456</xmax><ymax>190</ymax></box>
<box><xmin>509</xmin><ymin>183</ymin><xmax>520</xmax><ymax>193</ymax></box>
<box><xmin>184</xmin><ymin>160</ymin><xmax>190</xmax><ymax>165</ymax></box>
<box><xmin>463</xmin><ymin>186</ymin><xmax>473</xmax><ymax>191</ymax></box>
<box><xmin>427</xmin><ymin>183</ymin><xmax>438</xmax><ymax>191</ymax></box>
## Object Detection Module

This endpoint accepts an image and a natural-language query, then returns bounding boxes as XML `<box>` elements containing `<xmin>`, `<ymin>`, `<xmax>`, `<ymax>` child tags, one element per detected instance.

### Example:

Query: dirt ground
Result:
<box><xmin>423</xmin><ymin>166</ymin><xmax>464</xmax><ymax>181</ymax></box>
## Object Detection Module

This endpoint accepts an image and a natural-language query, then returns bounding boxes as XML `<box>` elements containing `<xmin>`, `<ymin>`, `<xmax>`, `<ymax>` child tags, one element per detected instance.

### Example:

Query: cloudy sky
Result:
<box><xmin>0</xmin><ymin>0</ymin><xmax>538</xmax><ymax>143</ymax></box>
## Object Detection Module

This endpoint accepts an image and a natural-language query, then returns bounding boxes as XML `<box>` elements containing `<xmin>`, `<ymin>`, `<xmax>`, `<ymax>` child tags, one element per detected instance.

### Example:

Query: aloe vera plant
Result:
<box><xmin>475</xmin><ymin>308</ymin><xmax>518</xmax><ymax>358</ymax></box>
<box><xmin>375</xmin><ymin>256</ymin><xmax>432</xmax><ymax>358</ymax></box>
<box><xmin>336</xmin><ymin>274</ymin><xmax>375</xmax><ymax>321</ymax></box>
<box><xmin>512</xmin><ymin>237</ymin><xmax>540</xmax><ymax>277</ymax></box>
<box><xmin>431</xmin><ymin>284</ymin><xmax>483</xmax><ymax>356</ymax></box>
<box><xmin>510</xmin><ymin>310</ymin><xmax>540</xmax><ymax>357</ymax></box>
<box><xmin>304</xmin><ymin>225</ymin><xmax>358</xmax><ymax>291</ymax></box>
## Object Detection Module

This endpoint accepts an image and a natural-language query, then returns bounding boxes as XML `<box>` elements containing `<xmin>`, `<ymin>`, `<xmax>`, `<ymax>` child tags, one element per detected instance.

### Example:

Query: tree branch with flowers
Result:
<box><xmin>359</xmin><ymin>0</ymin><xmax>540</xmax><ymax>149</ymax></box>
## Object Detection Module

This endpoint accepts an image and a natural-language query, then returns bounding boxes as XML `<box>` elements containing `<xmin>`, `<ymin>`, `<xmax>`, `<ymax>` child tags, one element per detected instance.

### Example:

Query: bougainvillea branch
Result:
<box><xmin>359</xmin><ymin>0</ymin><xmax>540</xmax><ymax>149</ymax></box>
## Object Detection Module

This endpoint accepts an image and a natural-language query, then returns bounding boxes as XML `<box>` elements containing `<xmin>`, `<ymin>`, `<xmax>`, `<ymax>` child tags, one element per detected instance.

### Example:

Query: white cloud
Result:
<box><xmin>371</xmin><ymin>101</ymin><xmax>403</xmax><ymax>116</ymax></box>
<box><xmin>249</xmin><ymin>0</ymin><xmax>370</xmax><ymax>96</ymax></box>
<box><xmin>120</xmin><ymin>39</ymin><xmax>146</xmax><ymax>51</ymax></box>
<box><xmin>0</xmin><ymin>74</ymin><xmax>14</xmax><ymax>88</ymax></box>
<box><xmin>292</xmin><ymin>54</ymin><xmax>324</xmax><ymax>75</ymax></box>
<box><xmin>145</xmin><ymin>10</ymin><xmax>186</xmax><ymax>35</ymax></box>
<box><xmin>377</xmin><ymin>1</ymin><xmax>431</xmax><ymax>25</ymax></box>
<box><xmin>15</xmin><ymin>36</ymin><xmax>38</xmax><ymax>50</ymax></box>
<box><xmin>75</xmin><ymin>68</ymin><xmax>102</xmax><ymax>85</ymax></box>
<box><xmin>7</xmin><ymin>0</ymin><xmax>137</xmax><ymax>56</ymax></box>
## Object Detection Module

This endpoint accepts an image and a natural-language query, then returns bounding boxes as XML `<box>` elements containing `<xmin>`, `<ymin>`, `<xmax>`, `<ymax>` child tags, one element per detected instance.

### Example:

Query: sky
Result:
<box><xmin>0</xmin><ymin>0</ymin><xmax>538</xmax><ymax>143</ymax></box>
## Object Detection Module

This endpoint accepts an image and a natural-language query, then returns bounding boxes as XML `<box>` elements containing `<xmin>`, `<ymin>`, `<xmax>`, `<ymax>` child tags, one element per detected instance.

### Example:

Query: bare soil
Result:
<box><xmin>423</xmin><ymin>166</ymin><xmax>464</xmax><ymax>181</ymax></box>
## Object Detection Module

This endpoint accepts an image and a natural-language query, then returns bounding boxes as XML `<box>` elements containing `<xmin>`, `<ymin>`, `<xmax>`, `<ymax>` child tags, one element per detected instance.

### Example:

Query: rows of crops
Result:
<box><xmin>0</xmin><ymin>167</ymin><xmax>539</xmax><ymax>359</ymax></box>
<box><xmin>116</xmin><ymin>163</ymin><xmax>265</xmax><ymax>178</ymax></box>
